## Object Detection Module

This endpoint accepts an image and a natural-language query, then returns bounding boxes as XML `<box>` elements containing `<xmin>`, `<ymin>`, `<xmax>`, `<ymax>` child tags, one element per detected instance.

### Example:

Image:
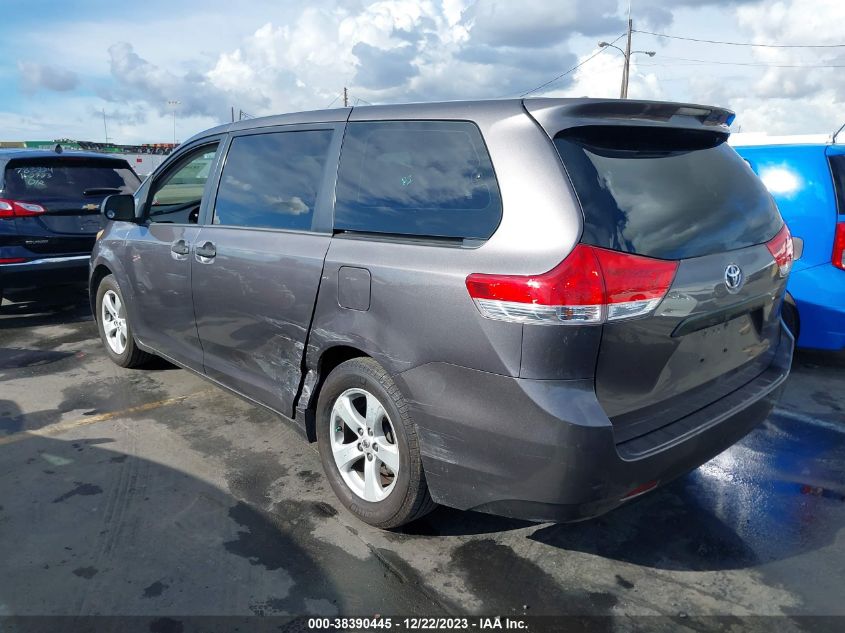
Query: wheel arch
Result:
<box><xmin>300</xmin><ymin>344</ymin><xmax>371</xmax><ymax>442</ymax></box>
<box><xmin>89</xmin><ymin>263</ymin><xmax>114</xmax><ymax>320</ymax></box>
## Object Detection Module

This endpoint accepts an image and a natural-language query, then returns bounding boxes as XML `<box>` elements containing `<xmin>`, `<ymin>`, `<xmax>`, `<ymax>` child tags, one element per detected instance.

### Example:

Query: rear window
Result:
<box><xmin>334</xmin><ymin>121</ymin><xmax>502</xmax><ymax>240</ymax></box>
<box><xmin>554</xmin><ymin>126</ymin><xmax>782</xmax><ymax>259</ymax></box>
<box><xmin>3</xmin><ymin>157</ymin><xmax>140</xmax><ymax>201</ymax></box>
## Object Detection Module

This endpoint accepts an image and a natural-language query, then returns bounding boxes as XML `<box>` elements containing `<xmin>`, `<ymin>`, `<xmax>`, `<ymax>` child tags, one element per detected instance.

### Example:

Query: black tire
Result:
<box><xmin>95</xmin><ymin>274</ymin><xmax>152</xmax><ymax>368</ymax></box>
<box><xmin>782</xmin><ymin>299</ymin><xmax>800</xmax><ymax>341</ymax></box>
<box><xmin>316</xmin><ymin>357</ymin><xmax>436</xmax><ymax>528</ymax></box>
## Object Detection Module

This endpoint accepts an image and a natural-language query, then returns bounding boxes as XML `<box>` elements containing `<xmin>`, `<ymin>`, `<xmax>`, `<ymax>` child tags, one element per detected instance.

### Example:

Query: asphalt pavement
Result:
<box><xmin>1</xmin><ymin>286</ymin><xmax>843</xmax><ymax>631</ymax></box>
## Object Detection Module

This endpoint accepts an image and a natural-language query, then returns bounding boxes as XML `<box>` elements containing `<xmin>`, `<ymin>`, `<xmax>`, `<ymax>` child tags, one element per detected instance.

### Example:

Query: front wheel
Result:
<box><xmin>95</xmin><ymin>274</ymin><xmax>152</xmax><ymax>368</ymax></box>
<box><xmin>316</xmin><ymin>357</ymin><xmax>436</xmax><ymax>528</ymax></box>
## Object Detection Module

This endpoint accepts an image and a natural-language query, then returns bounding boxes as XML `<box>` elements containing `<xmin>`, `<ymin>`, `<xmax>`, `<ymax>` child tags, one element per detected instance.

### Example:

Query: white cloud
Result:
<box><xmin>710</xmin><ymin>0</ymin><xmax>845</xmax><ymax>132</ymax></box>
<box><xmin>18</xmin><ymin>62</ymin><xmax>79</xmax><ymax>94</ymax></box>
<box><xmin>462</xmin><ymin>0</ymin><xmax>621</xmax><ymax>47</ymax></box>
<box><xmin>4</xmin><ymin>0</ymin><xmax>845</xmax><ymax>142</ymax></box>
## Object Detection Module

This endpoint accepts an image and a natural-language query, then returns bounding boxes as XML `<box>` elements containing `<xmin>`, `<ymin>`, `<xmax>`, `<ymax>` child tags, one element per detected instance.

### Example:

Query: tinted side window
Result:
<box><xmin>214</xmin><ymin>130</ymin><xmax>333</xmax><ymax>231</ymax></box>
<box><xmin>149</xmin><ymin>145</ymin><xmax>219</xmax><ymax>224</ymax></box>
<box><xmin>334</xmin><ymin>121</ymin><xmax>502</xmax><ymax>240</ymax></box>
<box><xmin>828</xmin><ymin>155</ymin><xmax>845</xmax><ymax>216</ymax></box>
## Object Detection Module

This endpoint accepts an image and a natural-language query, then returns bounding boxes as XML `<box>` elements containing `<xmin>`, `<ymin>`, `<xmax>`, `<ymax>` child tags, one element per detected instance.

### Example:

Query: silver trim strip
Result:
<box><xmin>0</xmin><ymin>255</ymin><xmax>90</xmax><ymax>267</ymax></box>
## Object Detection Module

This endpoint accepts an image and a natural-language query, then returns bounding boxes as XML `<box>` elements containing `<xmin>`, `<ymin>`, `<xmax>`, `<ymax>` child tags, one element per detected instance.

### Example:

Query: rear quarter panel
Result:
<box><xmin>307</xmin><ymin>102</ymin><xmax>585</xmax><ymax>380</ymax></box>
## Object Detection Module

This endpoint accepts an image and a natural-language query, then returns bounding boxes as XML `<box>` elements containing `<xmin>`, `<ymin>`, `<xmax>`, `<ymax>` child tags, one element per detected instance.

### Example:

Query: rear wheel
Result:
<box><xmin>96</xmin><ymin>275</ymin><xmax>152</xmax><ymax>368</ymax></box>
<box><xmin>316</xmin><ymin>357</ymin><xmax>436</xmax><ymax>528</ymax></box>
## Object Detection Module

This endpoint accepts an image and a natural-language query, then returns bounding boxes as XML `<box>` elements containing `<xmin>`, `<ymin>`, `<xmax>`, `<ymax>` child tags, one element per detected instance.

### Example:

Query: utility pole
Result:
<box><xmin>343</xmin><ymin>86</ymin><xmax>348</xmax><ymax>108</ymax></box>
<box><xmin>102</xmin><ymin>108</ymin><xmax>109</xmax><ymax>144</ymax></box>
<box><xmin>167</xmin><ymin>100</ymin><xmax>180</xmax><ymax>145</ymax></box>
<box><xmin>598</xmin><ymin>6</ymin><xmax>654</xmax><ymax>100</ymax></box>
<box><xmin>231</xmin><ymin>106</ymin><xmax>235</xmax><ymax>123</ymax></box>
<box><xmin>621</xmin><ymin>13</ymin><xmax>633</xmax><ymax>99</ymax></box>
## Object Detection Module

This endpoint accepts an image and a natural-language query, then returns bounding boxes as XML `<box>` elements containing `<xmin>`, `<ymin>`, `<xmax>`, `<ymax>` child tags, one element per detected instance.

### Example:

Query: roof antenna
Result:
<box><xmin>833</xmin><ymin>121</ymin><xmax>845</xmax><ymax>144</ymax></box>
<box><xmin>54</xmin><ymin>143</ymin><xmax>63</xmax><ymax>154</ymax></box>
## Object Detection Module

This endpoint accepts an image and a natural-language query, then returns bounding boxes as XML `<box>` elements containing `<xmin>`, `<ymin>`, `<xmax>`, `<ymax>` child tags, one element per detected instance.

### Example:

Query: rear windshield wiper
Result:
<box><xmin>83</xmin><ymin>187</ymin><xmax>123</xmax><ymax>196</ymax></box>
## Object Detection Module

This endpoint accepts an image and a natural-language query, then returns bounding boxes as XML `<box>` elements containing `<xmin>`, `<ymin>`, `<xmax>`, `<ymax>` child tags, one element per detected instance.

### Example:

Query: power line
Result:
<box><xmin>326</xmin><ymin>92</ymin><xmax>343</xmax><ymax>108</ymax></box>
<box><xmin>634</xmin><ymin>29</ymin><xmax>845</xmax><ymax>49</ymax></box>
<box><xmin>516</xmin><ymin>33</ymin><xmax>626</xmax><ymax>97</ymax></box>
<box><xmin>640</xmin><ymin>55</ymin><xmax>845</xmax><ymax>68</ymax></box>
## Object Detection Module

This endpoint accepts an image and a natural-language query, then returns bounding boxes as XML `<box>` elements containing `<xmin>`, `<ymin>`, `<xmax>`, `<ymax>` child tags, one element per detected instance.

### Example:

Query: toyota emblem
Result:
<box><xmin>724</xmin><ymin>263</ymin><xmax>744</xmax><ymax>293</ymax></box>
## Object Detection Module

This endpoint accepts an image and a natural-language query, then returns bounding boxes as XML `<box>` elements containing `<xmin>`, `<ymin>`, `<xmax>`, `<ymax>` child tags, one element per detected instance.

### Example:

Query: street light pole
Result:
<box><xmin>598</xmin><ymin>37</ymin><xmax>656</xmax><ymax>99</ymax></box>
<box><xmin>167</xmin><ymin>100</ymin><xmax>180</xmax><ymax>145</ymax></box>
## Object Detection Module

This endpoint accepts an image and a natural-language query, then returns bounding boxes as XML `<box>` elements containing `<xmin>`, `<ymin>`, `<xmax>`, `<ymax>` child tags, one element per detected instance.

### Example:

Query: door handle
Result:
<box><xmin>195</xmin><ymin>241</ymin><xmax>216</xmax><ymax>259</ymax></box>
<box><xmin>170</xmin><ymin>239</ymin><xmax>190</xmax><ymax>256</ymax></box>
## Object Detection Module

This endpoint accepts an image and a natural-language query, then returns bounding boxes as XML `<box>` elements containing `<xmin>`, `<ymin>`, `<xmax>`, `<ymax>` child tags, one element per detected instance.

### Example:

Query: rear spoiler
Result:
<box><xmin>523</xmin><ymin>98</ymin><xmax>735</xmax><ymax>138</ymax></box>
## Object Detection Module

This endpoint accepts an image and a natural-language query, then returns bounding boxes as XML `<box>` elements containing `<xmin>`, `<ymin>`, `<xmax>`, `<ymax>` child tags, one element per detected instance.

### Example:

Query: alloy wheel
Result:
<box><xmin>330</xmin><ymin>388</ymin><xmax>400</xmax><ymax>502</ymax></box>
<box><xmin>101</xmin><ymin>289</ymin><xmax>127</xmax><ymax>355</ymax></box>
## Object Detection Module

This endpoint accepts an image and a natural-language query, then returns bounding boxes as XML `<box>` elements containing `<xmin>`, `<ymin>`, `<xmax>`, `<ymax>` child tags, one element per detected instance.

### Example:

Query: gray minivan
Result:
<box><xmin>91</xmin><ymin>99</ymin><xmax>794</xmax><ymax>528</ymax></box>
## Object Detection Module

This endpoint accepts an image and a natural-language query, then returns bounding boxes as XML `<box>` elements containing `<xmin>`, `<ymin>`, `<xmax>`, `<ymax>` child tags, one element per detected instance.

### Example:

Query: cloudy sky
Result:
<box><xmin>1</xmin><ymin>0</ymin><xmax>843</xmax><ymax>144</ymax></box>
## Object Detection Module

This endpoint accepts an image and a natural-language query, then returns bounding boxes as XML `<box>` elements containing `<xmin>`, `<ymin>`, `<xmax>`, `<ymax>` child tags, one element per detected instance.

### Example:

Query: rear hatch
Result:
<box><xmin>528</xmin><ymin>101</ymin><xmax>789</xmax><ymax>443</ymax></box>
<box><xmin>2</xmin><ymin>156</ymin><xmax>140</xmax><ymax>254</ymax></box>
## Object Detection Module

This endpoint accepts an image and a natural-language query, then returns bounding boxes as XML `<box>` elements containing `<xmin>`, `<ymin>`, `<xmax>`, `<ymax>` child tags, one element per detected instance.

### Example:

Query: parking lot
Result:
<box><xmin>1</xmin><ymin>285</ymin><xmax>844</xmax><ymax>627</ymax></box>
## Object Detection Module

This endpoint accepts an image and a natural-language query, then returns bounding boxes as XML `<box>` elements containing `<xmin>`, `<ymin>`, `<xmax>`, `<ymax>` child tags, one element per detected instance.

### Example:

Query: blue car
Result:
<box><xmin>733</xmin><ymin>136</ymin><xmax>845</xmax><ymax>350</ymax></box>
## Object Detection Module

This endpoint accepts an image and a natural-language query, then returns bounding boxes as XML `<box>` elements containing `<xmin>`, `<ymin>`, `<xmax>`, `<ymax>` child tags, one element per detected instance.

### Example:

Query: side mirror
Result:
<box><xmin>101</xmin><ymin>194</ymin><xmax>136</xmax><ymax>222</ymax></box>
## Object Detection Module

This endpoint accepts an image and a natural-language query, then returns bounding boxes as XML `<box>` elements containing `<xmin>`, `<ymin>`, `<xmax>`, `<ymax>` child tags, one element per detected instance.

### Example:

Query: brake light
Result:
<box><xmin>765</xmin><ymin>224</ymin><xmax>794</xmax><ymax>277</ymax></box>
<box><xmin>833</xmin><ymin>222</ymin><xmax>845</xmax><ymax>271</ymax></box>
<box><xmin>0</xmin><ymin>198</ymin><xmax>47</xmax><ymax>218</ymax></box>
<box><xmin>0</xmin><ymin>258</ymin><xmax>27</xmax><ymax>264</ymax></box>
<box><xmin>465</xmin><ymin>244</ymin><xmax>678</xmax><ymax>325</ymax></box>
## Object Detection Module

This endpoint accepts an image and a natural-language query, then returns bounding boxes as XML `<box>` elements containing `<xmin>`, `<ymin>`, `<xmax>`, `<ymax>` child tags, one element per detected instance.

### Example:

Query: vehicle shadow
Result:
<box><xmin>0</xmin><ymin>433</ymin><xmax>348</xmax><ymax>617</ymax></box>
<box><xmin>0</xmin><ymin>347</ymin><xmax>76</xmax><ymax>371</ymax></box>
<box><xmin>396</xmin><ymin>504</ymin><xmax>534</xmax><ymax>537</ymax></box>
<box><xmin>396</xmin><ymin>473</ymin><xmax>759</xmax><ymax>571</ymax></box>
<box><xmin>794</xmin><ymin>347</ymin><xmax>845</xmax><ymax>369</ymax></box>
<box><xmin>526</xmin><ymin>475</ymin><xmax>759</xmax><ymax>572</ymax></box>
<box><xmin>0</xmin><ymin>398</ymin><xmax>63</xmax><ymax>435</ymax></box>
<box><xmin>0</xmin><ymin>284</ymin><xmax>92</xmax><ymax>329</ymax></box>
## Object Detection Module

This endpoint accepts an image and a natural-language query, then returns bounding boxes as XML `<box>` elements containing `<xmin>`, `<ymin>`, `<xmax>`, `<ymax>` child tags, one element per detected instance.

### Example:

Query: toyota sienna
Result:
<box><xmin>90</xmin><ymin>99</ymin><xmax>794</xmax><ymax>528</ymax></box>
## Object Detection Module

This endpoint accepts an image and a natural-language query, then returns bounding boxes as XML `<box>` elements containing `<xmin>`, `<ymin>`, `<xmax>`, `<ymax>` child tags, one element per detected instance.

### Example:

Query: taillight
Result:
<box><xmin>0</xmin><ymin>257</ymin><xmax>28</xmax><ymax>264</ymax></box>
<box><xmin>765</xmin><ymin>224</ymin><xmax>794</xmax><ymax>277</ymax></box>
<box><xmin>0</xmin><ymin>198</ymin><xmax>47</xmax><ymax>218</ymax></box>
<box><xmin>465</xmin><ymin>244</ymin><xmax>678</xmax><ymax>325</ymax></box>
<box><xmin>832</xmin><ymin>222</ymin><xmax>845</xmax><ymax>271</ymax></box>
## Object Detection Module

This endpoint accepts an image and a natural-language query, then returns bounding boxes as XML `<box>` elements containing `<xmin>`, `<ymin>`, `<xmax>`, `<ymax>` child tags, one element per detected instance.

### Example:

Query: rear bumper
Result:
<box><xmin>0</xmin><ymin>255</ymin><xmax>90</xmax><ymax>291</ymax></box>
<box><xmin>398</xmin><ymin>326</ymin><xmax>793</xmax><ymax>523</ymax></box>
<box><xmin>788</xmin><ymin>264</ymin><xmax>845</xmax><ymax>350</ymax></box>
